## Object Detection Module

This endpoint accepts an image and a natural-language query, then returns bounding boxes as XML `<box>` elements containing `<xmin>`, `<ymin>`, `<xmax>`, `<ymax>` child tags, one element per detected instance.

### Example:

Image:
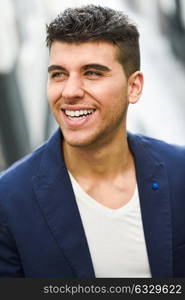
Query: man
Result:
<box><xmin>0</xmin><ymin>5</ymin><xmax>185</xmax><ymax>278</ymax></box>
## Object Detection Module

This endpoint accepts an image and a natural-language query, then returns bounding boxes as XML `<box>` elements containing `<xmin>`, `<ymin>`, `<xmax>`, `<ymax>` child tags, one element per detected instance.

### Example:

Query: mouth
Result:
<box><xmin>61</xmin><ymin>108</ymin><xmax>96</xmax><ymax>128</ymax></box>
<box><xmin>62</xmin><ymin>108</ymin><xmax>96</xmax><ymax>120</ymax></box>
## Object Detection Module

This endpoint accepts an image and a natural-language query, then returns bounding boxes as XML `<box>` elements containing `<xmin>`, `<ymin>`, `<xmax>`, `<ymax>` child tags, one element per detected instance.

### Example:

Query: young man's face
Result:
<box><xmin>47</xmin><ymin>41</ymin><xmax>131</xmax><ymax>148</ymax></box>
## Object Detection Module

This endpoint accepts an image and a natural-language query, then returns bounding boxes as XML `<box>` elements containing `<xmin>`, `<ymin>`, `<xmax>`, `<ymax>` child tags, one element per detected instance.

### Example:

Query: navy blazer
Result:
<box><xmin>0</xmin><ymin>128</ymin><xmax>185</xmax><ymax>278</ymax></box>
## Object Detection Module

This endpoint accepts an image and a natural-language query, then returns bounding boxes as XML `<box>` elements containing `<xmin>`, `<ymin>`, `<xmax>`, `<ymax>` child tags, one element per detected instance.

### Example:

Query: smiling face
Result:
<box><xmin>47</xmin><ymin>41</ymin><xmax>139</xmax><ymax>148</ymax></box>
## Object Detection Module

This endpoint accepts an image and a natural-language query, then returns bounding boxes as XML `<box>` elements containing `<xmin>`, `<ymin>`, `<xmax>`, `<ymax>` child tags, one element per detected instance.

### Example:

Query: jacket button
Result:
<box><xmin>152</xmin><ymin>182</ymin><xmax>159</xmax><ymax>190</ymax></box>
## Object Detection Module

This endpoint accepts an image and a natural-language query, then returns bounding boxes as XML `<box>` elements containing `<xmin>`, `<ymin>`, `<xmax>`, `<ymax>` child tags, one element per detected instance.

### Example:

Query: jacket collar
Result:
<box><xmin>32</xmin><ymin>129</ymin><xmax>173</xmax><ymax>278</ymax></box>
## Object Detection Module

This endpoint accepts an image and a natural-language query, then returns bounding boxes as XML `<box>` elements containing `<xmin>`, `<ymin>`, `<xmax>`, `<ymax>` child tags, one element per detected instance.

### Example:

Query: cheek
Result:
<box><xmin>47</xmin><ymin>83</ymin><xmax>62</xmax><ymax>105</ymax></box>
<box><xmin>85</xmin><ymin>81</ymin><xmax>116</xmax><ymax>103</ymax></box>
<box><xmin>110</xmin><ymin>82</ymin><xmax>128</xmax><ymax>104</ymax></box>
<box><xmin>91</xmin><ymin>83</ymin><xmax>126</xmax><ymax>106</ymax></box>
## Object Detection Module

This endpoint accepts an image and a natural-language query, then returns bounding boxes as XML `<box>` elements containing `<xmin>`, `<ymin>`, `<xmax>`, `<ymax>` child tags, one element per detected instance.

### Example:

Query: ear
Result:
<box><xmin>127</xmin><ymin>71</ymin><xmax>144</xmax><ymax>104</ymax></box>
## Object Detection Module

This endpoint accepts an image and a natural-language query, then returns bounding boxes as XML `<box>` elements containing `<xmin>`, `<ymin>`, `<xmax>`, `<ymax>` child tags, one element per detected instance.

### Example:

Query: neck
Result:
<box><xmin>63</xmin><ymin>128</ymin><xmax>133</xmax><ymax>182</ymax></box>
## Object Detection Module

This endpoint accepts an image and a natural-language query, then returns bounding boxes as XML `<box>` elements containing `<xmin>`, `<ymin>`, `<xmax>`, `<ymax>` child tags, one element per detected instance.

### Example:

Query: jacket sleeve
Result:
<box><xmin>0</xmin><ymin>222</ymin><xmax>24</xmax><ymax>277</ymax></box>
<box><xmin>0</xmin><ymin>189</ymin><xmax>24</xmax><ymax>277</ymax></box>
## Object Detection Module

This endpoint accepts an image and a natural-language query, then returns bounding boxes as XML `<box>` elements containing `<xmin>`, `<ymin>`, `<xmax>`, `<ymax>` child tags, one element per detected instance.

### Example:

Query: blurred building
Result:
<box><xmin>0</xmin><ymin>0</ymin><xmax>48</xmax><ymax>169</ymax></box>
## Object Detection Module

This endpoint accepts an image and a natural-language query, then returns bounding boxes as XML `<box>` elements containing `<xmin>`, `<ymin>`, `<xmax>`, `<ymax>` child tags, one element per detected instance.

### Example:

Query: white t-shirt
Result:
<box><xmin>68</xmin><ymin>172</ymin><xmax>151</xmax><ymax>278</ymax></box>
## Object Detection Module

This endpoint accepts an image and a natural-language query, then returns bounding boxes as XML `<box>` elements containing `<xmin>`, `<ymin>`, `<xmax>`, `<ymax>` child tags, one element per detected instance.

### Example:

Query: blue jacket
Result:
<box><xmin>0</xmin><ymin>128</ymin><xmax>185</xmax><ymax>278</ymax></box>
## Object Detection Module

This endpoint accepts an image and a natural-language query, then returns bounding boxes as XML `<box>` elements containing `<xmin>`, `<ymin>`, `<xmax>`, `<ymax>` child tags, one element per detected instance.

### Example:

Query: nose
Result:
<box><xmin>62</xmin><ymin>74</ymin><xmax>84</xmax><ymax>100</ymax></box>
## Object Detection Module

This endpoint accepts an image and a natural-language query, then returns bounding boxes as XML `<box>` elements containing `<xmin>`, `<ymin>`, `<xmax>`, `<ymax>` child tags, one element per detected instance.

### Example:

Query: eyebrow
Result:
<box><xmin>48</xmin><ymin>65</ymin><xmax>65</xmax><ymax>73</ymax></box>
<box><xmin>48</xmin><ymin>63</ymin><xmax>111</xmax><ymax>73</ymax></box>
<box><xmin>82</xmin><ymin>64</ymin><xmax>111</xmax><ymax>72</ymax></box>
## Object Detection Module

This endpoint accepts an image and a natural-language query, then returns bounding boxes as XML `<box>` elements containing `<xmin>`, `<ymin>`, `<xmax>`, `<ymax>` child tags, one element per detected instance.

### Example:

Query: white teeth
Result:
<box><xmin>69</xmin><ymin>116</ymin><xmax>85</xmax><ymax>120</ymax></box>
<box><xmin>74</xmin><ymin>111</ymin><xmax>80</xmax><ymax>117</ymax></box>
<box><xmin>64</xmin><ymin>109</ymin><xmax>94</xmax><ymax>117</ymax></box>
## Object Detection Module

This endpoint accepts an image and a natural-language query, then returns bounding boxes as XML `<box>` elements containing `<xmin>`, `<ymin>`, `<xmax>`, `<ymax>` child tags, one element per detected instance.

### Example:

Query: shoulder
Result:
<box><xmin>0</xmin><ymin>143</ymin><xmax>46</xmax><ymax>197</ymax></box>
<box><xmin>129</xmin><ymin>132</ymin><xmax>185</xmax><ymax>157</ymax></box>
<box><xmin>141</xmin><ymin>134</ymin><xmax>184</xmax><ymax>159</ymax></box>
<box><xmin>0</xmin><ymin>129</ymin><xmax>62</xmax><ymax>206</ymax></box>
<box><xmin>128</xmin><ymin>132</ymin><xmax>185</xmax><ymax>171</ymax></box>
<box><xmin>0</xmin><ymin>143</ymin><xmax>48</xmax><ymax>226</ymax></box>
<box><xmin>128</xmin><ymin>132</ymin><xmax>185</xmax><ymax>155</ymax></box>
<box><xmin>0</xmin><ymin>129</ymin><xmax>62</xmax><ymax>189</ymax></box>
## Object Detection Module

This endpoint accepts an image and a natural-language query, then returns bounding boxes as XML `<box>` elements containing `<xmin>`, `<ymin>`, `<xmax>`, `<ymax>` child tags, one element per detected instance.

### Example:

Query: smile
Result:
<box><xmin>61</xmin><ymin>108</ymin><xmax>96</xmax><ymax>128</ymax></box>
<box><xmin>63</xmin><ymin>109</ymin><xmax>95</xmax><ymax>120</ymax></box>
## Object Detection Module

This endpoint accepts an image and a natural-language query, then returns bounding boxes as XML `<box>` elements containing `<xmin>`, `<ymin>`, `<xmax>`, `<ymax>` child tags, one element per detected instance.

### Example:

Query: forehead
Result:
<box><xmin>49</xmin><ymin>41</ymin><xmax>120</xmax><ymax>68</ymax></box>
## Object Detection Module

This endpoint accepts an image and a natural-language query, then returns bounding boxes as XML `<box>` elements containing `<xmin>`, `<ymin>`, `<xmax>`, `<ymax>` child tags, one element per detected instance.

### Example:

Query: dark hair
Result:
<box><xmin>46</xmin><ymin>5</ymin><xmax>140</xmax><ymax>78</ymax></box>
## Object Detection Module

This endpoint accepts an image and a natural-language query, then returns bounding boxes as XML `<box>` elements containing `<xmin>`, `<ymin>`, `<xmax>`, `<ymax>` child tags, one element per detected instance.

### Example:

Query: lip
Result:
<box><xmin>61</xmin><ymin>105</ymin><xmax>96</xmax><ymax>111</ymax></box>
<box><xmin>61</xmin><ymin>109</ymin><xmax>97</xmax><ymax>129</ymax></box>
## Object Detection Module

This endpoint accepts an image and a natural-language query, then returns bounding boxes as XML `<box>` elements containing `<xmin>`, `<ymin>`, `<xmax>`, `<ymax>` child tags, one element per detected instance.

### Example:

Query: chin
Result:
<box><xmin>63</xmin><ymin>132</ymin><xmax>98</xmax><ymax>148</ymax></box>
<box><xmin>65</xmin><ymin>139</ymin><xmax>94</xmax><ymax>148</ymax></box>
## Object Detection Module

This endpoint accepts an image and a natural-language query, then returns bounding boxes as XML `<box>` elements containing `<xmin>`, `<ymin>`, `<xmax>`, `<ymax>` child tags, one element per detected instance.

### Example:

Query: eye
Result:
<box><xmin>50</xmin><ymin>72</ymin><xmax>66</xmax><ymax>80</ymax></box>
<box><xmin>85</xmin><ymin>70</ymin><xmax>102</xmax><ymax>78</ymax></box>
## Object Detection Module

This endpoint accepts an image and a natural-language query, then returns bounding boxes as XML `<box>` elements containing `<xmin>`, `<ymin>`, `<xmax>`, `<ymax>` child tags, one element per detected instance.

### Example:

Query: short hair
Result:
<box><xmin>46</xmin><ymin>5</ymin><xmax>140</xmax><ymax>78</ymax></box>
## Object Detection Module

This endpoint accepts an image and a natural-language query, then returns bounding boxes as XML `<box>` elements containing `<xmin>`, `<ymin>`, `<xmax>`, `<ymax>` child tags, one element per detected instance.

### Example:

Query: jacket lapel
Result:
<box><xmin>128</xmin><ymin>133</ymin><xmax>173</xmax><ymax>277</ymax></box>
<box><xmin>32</xmin><ymin>129</ymin><xmax>95</xmax><ymax>277</ymax></box>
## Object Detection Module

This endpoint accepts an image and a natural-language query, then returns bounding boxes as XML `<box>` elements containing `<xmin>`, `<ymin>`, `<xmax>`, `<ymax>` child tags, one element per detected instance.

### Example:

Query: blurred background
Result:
<box><xmin>1</xmin><ymin>0</ymin><xmax>185</xmax><ymax>171</ymax></box>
